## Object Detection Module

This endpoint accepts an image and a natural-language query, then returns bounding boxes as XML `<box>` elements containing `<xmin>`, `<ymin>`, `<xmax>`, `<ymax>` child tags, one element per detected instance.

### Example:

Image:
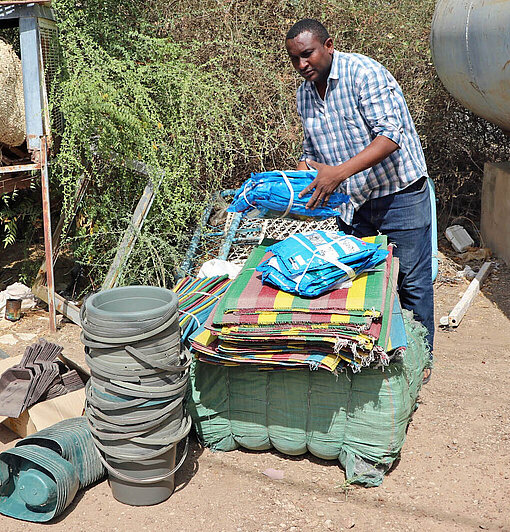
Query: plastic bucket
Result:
<box><xmin>81</xmin><ymin>285</ymin><xmax>190</xmax><ymax>506</ymax></box>
<box><xmin>96</xmin><ymin>438</ymin><xmax>189</xmax><ymax>506</ymax></box>
<box><xmin>82</xmin><ymin>321</ymin><xmax>181</xmax><ymax>352</ymax></box>
<box><xmin>85</xmin><ymin>381</ymin><xmax>174</xmax><ymax>411</ymax></box>
<box><xmin>90</xmin><ymin>417</ymin><xmax>190</xmax><ymax>456</ymax></box>
<box><xmin>85</xmin><ymin>396</ymin><xmax>183</xmax><ymax>428</ymax></box>
<box><xmin>85</xmin><ymin>349</ymin><xmax>182</xmax><ymax>377</ymax></box>
<box><xmin>107</xmin><ymin>446</ymin><xmax>176</xmax><ymax>506</ymax></box>
<box><xmin>86</xmin><ymin>357</ymin><xmax>186</xmax><ymax>383</ymax></box>
<box><xmin>86</xmin><ymin>348</ymin><xmax>190</xmax><ymax>382</ymax></box>
<box><xmin>81</xmin><ymin>287</ymin><xmax>179</xmax><ymax>344</ymax></box>
<box><xmin>84</xmin><ymin>286</ymin><xmax>178</xmax><ymax>322</ymax></box>
<box><xmin>89</xmin><ymin>371</ymin><xmax>189</xmax><ymax>400</ymax></box>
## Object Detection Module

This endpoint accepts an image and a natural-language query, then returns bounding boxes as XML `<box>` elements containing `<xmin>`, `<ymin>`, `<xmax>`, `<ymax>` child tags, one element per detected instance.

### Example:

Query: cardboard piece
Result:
<box><xmin>0</xmin><ymin>354</ymin><xmax>23</xmax><ymax>372</ymax></box>
<box><xmin>0</xmin><ymin>354</ymin><xmax>86</xmax><ymax>438</ymax></box>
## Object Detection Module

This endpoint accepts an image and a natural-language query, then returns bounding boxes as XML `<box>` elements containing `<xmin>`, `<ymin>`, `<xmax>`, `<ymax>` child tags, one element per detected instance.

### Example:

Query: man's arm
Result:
<box><xmin>299</xmin><ymin>61</ymin><xmax>407</xmax><ymax>210</ymax></box>
<box><xmin>299</xmin><ymin>135</ymin><xmax>398</xmax><ymax>209</ymax></box>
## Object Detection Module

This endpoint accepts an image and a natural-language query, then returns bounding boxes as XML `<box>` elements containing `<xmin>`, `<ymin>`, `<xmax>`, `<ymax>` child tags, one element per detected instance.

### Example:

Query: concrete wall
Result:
<box><xmin>481</xmin><ymin>162</ymin><xmax>510</xmax><ymax>265</ymax></box>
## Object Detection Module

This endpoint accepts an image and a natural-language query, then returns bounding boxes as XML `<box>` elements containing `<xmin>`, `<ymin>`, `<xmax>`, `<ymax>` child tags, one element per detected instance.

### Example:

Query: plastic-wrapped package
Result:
<box><xmin>227</xmin><ymin>170</ymin><xmax>349</xmax><ymax>220</ymax></box>
<box><xmin>257</xmin><ymin>230</ymin><xmax>388</xmax><ymax>297</ymax></box>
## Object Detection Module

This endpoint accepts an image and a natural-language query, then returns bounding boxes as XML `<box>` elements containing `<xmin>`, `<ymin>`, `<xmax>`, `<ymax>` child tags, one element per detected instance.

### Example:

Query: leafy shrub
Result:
<box><xmin>8</xmin><ymin>0</ymin><xmax>508</xmax><ymax>288</ymax></box>
<box><xmin>0</xmin><ymin>188</ymin><xmax>39</xmax><ymax>248</ymax></box>
<box><xmin>51</xmin><ymin>0</ymin><xmax>286</xmax><ymax>287</ymax></box>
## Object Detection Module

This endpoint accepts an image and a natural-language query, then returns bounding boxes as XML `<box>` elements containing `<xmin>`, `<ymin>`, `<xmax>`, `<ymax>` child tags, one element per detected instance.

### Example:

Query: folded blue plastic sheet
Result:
<box><xmin>227</xmin><ymin>170</ymin><xmax>349</xmax><ymax>220</ymax></box>
<box><xmin>257</xmin><ymin>231</ymin><xmax>388</xmax><ymax>297</ymax></box>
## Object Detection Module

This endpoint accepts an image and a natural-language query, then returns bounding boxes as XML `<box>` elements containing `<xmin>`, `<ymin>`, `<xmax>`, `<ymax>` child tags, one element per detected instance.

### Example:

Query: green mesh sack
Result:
<box><xmin>187</xmin><ymin>311</ymin><xmax>429</xmax><ymax>486</ymax></box>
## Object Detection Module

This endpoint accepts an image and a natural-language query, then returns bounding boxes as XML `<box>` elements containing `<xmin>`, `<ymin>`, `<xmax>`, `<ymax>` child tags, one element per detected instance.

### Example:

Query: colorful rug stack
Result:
<box><xmin>173</xmin><ymin>275</ymin><xmax>232</xmax><ymax>343</ymax></box>
<box><xmin>191</xmin><ymin>236</ymin><xmax>407</xmax><ymax>373</ymax></box>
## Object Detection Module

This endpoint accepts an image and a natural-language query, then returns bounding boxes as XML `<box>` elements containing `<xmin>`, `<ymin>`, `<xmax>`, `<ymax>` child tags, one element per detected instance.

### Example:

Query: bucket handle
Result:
<box><xmin>80</xmin><ymin>330</ymin><xmax>180</xmax><ymax>351</ymax></box>
<box><xmin>81</xmin><ymin>298</ymin><xmax>177</xmax><ymax>334</ymax></box>
<box><xmin>103</xmin><ymin>374</ymin><xmax>188</xmax><ymax>399</ymax></box>
<box><xmin>95</xmin><ymin>437</ymin><xmax>189</xmax><ymax>485</ymax></box>
<box><xmin>91</xmin><ymin>416</ymin><xmax>191</xmax><ymax>461</ymax></box>
<box><xmin>124</xmin><ymin>345</ymin><xmax>192</xmax><ymax>373</ymax></box>
<box><xmin>106</xmin><ymin>373</ymin><xmax>189</xmax><ymax>398</ymax></box>
<box><xmin>86</xmin><ymin>394</ymin><xmax>184</xmax><ymax>426</ymax></box>
<box><xmin>85</xmin><ymin>380</ymin><xmax>148</xmax><ymax>411</ymax></box>
<box><xmin>81</xmin><ymin>304</ymin><xmax>179</xmax><ymax>345</ymax></box>
<box><xmin>87</xmin><ymin>418</ymin><xmax>151</xmax><ymax>441</ymax></box>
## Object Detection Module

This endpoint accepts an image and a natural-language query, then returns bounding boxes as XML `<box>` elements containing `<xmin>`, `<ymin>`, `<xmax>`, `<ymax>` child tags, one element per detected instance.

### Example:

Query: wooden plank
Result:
<box><xmin>101</xmin><ymin>176</ymin><xmax>155</xmax><ymax>289</ymax></box>
<box><xmin>32</xmin><ymin>285</ymin><xmax>81</xmax><ymax>326</ymax></box>
<box><xmin>0</xmin><ymin>163</ymin><xmax>40</xmax><ymax>174</ymax></box>
<box><xmin>0</xmin><ymin>175</ymin><xmax>33</xmax><ymax>195</ymax></box>
<box><xmin>101</xmin><ymin>169</ymin><xmax>163</xmax><ymax>290</ymax></box>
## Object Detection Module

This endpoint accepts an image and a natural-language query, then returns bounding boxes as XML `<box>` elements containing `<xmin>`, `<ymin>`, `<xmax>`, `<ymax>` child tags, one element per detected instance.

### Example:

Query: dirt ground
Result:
<box><xmin>0</xmin><ymin>251</ymin><xmax>509</xmax><ymax>532</ymax></box>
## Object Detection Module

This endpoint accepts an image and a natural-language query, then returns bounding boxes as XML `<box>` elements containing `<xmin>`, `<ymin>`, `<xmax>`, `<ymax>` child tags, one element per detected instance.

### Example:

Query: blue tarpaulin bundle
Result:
<box><xmin>227</xmin><ymin>170</ymin><xmax>349</xmax><ymax>220</ymax></box>
<box><xmin>256</xmin><ymin>230</ymin><xmax>389</xmax><ymax>297</ymax></box>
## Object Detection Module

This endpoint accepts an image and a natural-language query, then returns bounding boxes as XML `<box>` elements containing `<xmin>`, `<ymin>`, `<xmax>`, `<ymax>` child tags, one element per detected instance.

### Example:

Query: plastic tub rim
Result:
<box><xmin>84</xmin><ymin>286</ymin><xmax>178</xmax><ymax>321</ymax></box>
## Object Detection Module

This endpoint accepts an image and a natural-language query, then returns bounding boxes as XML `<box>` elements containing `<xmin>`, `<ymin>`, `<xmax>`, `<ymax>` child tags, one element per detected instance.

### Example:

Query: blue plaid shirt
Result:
<box><xmin>297</xmin><ymin>51</ymin><xmax>428</xmax><ymax>224</ymax></box>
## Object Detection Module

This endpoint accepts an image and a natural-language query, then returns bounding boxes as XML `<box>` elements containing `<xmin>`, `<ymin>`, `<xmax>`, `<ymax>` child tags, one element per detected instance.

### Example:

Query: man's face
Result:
<box><xmin>285</xmin><ymin>31</ymin><xmax>334</xmax><ymax>84</ymax></box>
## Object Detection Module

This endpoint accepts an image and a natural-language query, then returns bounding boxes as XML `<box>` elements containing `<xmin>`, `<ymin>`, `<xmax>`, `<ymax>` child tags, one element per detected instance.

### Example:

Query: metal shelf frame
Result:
<box><xmin>0</xmin><ymin>2</ymin><xmax>59</xmax><ymax>330</ymax></box>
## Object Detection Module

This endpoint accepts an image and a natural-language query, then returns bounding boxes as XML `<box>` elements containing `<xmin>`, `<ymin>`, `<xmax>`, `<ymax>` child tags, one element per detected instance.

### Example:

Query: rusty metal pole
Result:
<box><xmin>40</xmin><ymin>136</ymin><xmax>56</xmax><ymax>332</ymax></box>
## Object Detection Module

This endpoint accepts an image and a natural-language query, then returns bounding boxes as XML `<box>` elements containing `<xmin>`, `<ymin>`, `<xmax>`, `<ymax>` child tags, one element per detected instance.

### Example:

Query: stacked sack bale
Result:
<box><xmin>81</xmin><ymin>286</ymin><xmax>191</xmax><ymax>506</ymax></box>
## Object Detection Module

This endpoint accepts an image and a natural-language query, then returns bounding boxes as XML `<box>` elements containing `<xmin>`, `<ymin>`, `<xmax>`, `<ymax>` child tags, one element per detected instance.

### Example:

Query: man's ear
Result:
<box><xmin>324</xmin><ymin>37</ymin><xmax>334</xmax><ymax>54</ymax></box>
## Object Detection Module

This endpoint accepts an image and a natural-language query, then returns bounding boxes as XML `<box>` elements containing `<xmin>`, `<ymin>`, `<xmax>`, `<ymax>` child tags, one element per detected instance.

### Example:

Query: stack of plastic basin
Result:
<box><xmin>15</xmin><ymin>417</ymin><xmax>106</xmax><ymax>489</ymax></box>
<box><xmin>0</xmin><ymin>445</ymin><xmax>78</xmax><ymax>522</ymax></box>
<box><xmin>0</xmin><ymin>417</ymin><xmax>105</xmax><ymax>523</ymax></box>
<box><xmin>81</xmin><ymin>286</ymin><xmax>191</xmax><ymax>506</ymax></box>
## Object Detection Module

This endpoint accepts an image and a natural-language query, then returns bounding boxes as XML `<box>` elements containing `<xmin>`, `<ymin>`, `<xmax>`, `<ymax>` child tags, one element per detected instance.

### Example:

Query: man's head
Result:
<box><xmin>285</xmin><ymin>19</ymin><xmax>334</xmax><ymax>85</ymax></box>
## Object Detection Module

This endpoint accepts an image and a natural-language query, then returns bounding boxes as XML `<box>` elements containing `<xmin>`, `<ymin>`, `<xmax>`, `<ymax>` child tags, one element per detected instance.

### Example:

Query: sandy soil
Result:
<box><xmin>0</xmin><ymin>254</ymin><xmax>509</xmax><ymax>532</ymax></box>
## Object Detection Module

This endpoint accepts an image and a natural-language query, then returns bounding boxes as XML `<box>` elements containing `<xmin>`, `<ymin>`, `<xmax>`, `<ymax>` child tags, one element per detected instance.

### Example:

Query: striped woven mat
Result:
<box><xmin>213</xmin><ymin>235</ymin><xmax>391</xmax><ymax>325</ymax></box>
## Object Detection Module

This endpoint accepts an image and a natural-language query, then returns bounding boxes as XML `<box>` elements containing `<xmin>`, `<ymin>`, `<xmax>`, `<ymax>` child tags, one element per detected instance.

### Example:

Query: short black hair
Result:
<box><xmin>285</xmin><ymin>19</ymin><xmax>330</xmax><ymax>44</ymax></box>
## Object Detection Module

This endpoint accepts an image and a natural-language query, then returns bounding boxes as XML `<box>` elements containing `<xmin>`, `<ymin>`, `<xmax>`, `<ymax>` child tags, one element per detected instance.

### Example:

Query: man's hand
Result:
<box><xmin>297</xmin><ymin>137</ymin><xmax>399</xmax><ymax>209</ymax></box>
<box><xmin>298</xmin><ymin>159</ymin><xmax>348</xmax><ymax>210</ymax></box>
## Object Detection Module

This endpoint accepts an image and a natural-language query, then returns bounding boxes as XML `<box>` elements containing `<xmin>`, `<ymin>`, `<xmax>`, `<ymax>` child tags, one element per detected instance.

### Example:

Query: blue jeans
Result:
<box><xmin>337</xmin><ymin>177</ymin><xmax>434</xmax><ymax>352</ymax></box>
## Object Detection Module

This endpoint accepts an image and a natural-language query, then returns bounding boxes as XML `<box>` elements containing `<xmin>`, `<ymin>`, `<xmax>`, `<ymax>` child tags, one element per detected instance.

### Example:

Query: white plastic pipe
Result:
<box><xmin>447</xmin><ymin>261</ymin><xmax>492</xmax><ymax>327</ymax></box>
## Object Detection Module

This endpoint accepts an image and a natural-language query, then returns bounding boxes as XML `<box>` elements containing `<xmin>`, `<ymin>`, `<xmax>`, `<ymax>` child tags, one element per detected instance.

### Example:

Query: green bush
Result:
<box><xmin>51</xmin><ymin>0</ymin><xmax>281</xmax><ymax>287</ymax></box>
<box><xmin>43</xmin><ymin>0</ymin><xmax>510</xmax><ymax>289</ymax></box>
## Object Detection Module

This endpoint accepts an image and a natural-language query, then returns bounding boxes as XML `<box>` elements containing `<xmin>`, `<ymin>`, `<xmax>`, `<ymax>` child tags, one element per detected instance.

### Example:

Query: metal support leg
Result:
<box><xmin>40</xmin><ymin>136</ymin><xmax>56</xmax><ymax>331</ymax></box>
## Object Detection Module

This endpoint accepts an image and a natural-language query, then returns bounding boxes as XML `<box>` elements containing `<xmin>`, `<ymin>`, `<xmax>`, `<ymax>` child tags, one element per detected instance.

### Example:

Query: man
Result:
<box><xmin>285</xmin><ymin>19</ymin><xmax>434</xmax><ymax>382</ymax></box>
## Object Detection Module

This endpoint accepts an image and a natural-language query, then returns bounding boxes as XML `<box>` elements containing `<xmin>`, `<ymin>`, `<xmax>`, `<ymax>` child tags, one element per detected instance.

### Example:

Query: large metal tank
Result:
<box><xmin>430</xmin><ymin>0</ymin><xmax>510</xmax><ymax>131</ymax></box>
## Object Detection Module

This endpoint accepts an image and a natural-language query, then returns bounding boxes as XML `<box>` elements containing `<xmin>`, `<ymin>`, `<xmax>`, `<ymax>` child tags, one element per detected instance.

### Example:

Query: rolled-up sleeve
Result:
<box><xmin>357</xmin><ymin>65</ymin><xmax>403</xmax><ymax>148</ymax></box>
